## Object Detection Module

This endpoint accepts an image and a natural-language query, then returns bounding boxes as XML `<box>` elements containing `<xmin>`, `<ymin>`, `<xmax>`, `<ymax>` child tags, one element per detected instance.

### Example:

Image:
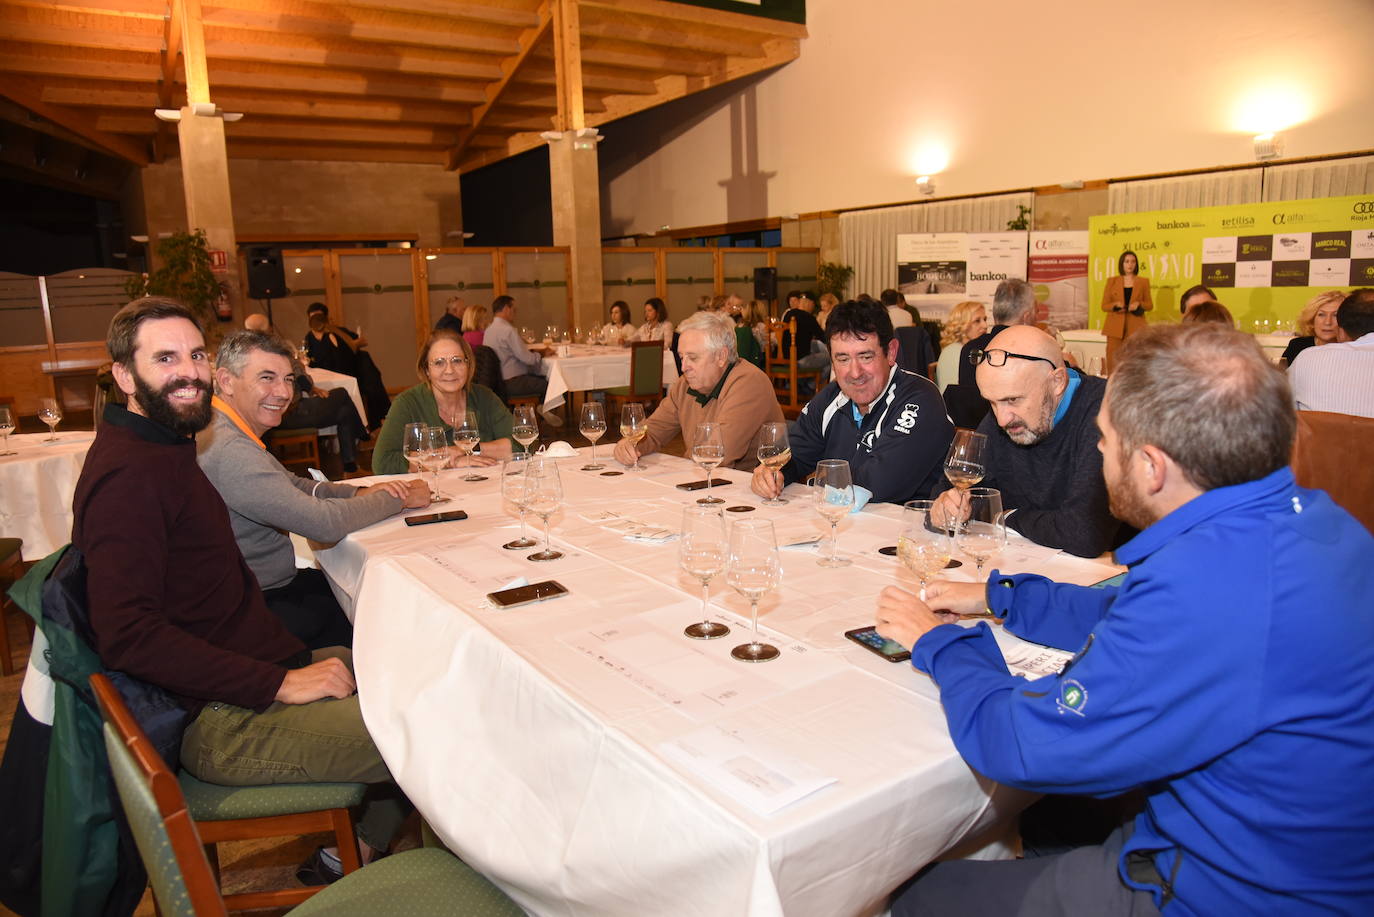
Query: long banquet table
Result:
<box><xmin>315</xmin><ymin>452</ymin><xmax>1121</xmax><ymax>916</ymax></box>
<box><xmin>540</xmin><ymin>344</ymin><xmax>678</xmax><ymax>415</ymax></box>
<box><xmin>0</xmin><ymin>430</ymin><xmax>96</xmax><ymax>561</ymax></box>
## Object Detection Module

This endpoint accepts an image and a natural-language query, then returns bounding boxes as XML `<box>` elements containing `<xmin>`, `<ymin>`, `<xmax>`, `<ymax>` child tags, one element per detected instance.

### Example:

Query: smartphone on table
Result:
<box><xmin>844</xmin><ymin>626</ymin><xmax>911</xmax><ymax>663</ymax></box>
<box><xmin>404</xmin><ymin>510</ymin><xmax>469</xmax><ymax>526</ymax></box>
<box><xmin>486</xmin><ymin>580</ymin><xmax>569</xmax><ymax>609</ymax></box>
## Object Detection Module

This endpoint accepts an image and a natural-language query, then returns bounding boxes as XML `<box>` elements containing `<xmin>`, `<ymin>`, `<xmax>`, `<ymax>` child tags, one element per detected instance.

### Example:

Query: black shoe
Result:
<box><xmin>295</xmin><ymin>847</ymin><xmax>345</xmax><ymax>886</ymax></box>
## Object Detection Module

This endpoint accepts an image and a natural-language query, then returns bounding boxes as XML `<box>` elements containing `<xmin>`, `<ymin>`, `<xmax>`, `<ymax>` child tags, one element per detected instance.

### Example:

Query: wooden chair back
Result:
<box><xmin>605</xmin><ymin>341</ymin><xmax>665</xmax><ymax>412</ymax></box>
<box><xmin>765</xmin><ymin>319</ymin><xmax>822</xmax><ymax>418</ymax></box>
<box><xmin>1292</xmin><ymin>410</ymin><xmax>1374</xmax><ymax>534</ymax></box>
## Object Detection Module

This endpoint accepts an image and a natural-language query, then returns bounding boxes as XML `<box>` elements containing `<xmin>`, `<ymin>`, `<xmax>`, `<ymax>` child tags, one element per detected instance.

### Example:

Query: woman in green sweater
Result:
<box><xmin>372</xmin><ymin>329</ymin><xmax>516</xmax><ymax>474</ymax></box>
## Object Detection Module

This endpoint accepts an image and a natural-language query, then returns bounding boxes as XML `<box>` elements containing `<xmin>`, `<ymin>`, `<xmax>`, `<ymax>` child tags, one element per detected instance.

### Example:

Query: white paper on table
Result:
<box><xmin>660</xmin><ymin>723</ymin><xmax>837</xmax><ymax>816</ymax></box>
<box><xmin>987</xmin><ymin>627</ymin><xmax>1076</xmax><ymax>680</ymax></box>
<box><xmin>772</xmin><ymin>517</ymin><xmax>825</xmax><ymax>548</ymax></box>
<box><xmin>992</xmin><ymin>541</ymin><xmax>1122</xmax><ymax>587</ymax></box>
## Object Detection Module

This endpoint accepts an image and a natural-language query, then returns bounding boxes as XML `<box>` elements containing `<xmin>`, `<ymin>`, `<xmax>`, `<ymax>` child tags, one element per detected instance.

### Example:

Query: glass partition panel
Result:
<box><xmin>425</xmin><ymin>252</ymin><xmax>496</xmax><ymax>329</ymax></box>
<box><xmin>47</xmin><ymin>268</ymin><xmax>138</xmax><ymax>343</ymax></box>
<box><xmin>721</xmin><ymin>250</ymin><xmax>768</xmax><ymax>308</ymax></box>
<box><xmin>775</xmin><ymin>250</ymin><xmax>819</xmax><ymax>296</ymax></box>
<box><xmin>662</xmin><ymin>251</ymin><xmax>716</xmax><ymax>323</ymax></box>
<box><xmin>337</xmin><ymin>251</ymin><xmax>419</xmax><ymax>389</ymax></box>
<box><xmin>0</xmin><ymin>273</ymin><xmax>46</xmax><ymax>347</ymax></box>
<box><xmin>274</xmin><ymin>252</ymin><xmax>329</xmax><ymax>347</ymax></box>
<box><xmin>504</xmin><ymin>251</ymin><xmax>570</xmax><ymax>339</ymax></box>
<box><xmin>601</xmin><ymin>250</ymin><xmax>658</xmax><ymax>322</ymax></box>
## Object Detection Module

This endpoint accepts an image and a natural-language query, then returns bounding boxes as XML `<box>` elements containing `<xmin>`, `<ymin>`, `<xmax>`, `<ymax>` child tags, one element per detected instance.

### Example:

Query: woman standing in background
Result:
<box><xmin>1101</xmin><ymin>249</ymin><xmax>1152</xmax><ymax>372</ymax></box>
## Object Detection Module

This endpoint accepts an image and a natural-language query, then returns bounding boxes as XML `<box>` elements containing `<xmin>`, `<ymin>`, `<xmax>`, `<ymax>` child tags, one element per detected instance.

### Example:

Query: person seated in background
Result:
<box><xmin>935</xmin><ymin>301</ymin><xmax>988</xmax><ymax>392</ymax></box>
<box><xmin>1281</xmin><ymin>289</ymin><xmax>1345</xmax><ymax>366</ymax></box>
<box><xmin>602</xmin><ymin>300</ymin><xmax>637</xmax><ymax>346</ymax></box>
<box><xmin>302</xmin><ymin>302</ymin><xmax>390</xmax><ymax>428</ymax></box>
<box><xmin>198</xmin><ymin>331</ymin><xmax>429</xmax><ymax>648</ymax></box>
<box><xmin>1177</xmin><ymin>282</ymin><xmax>1217</xmax><ymax>316</ymax></box>
<box><xmin>484</xmin><ymin>294</ymin><xmax>552</xmax><ymax>401</ymax></box>
<box><xmin>373</xmin><ymin>329</ymin><xmax>515</xmax><ymax>474</ymax></box>
<box><xmin>613</xmin><ymin>311</ymin><xmax>781</xmax><ymax>471</ymax></box>
<box><xmin>882</xmin><ymin>288</ymin><xmax>920</xmax><ymax>328</ymax></box>
<box><xmin>781</xmin><ymin>290</ymin><xmax>829</xmax><ymax>379</ymax></box>
<box><xmin>1289</xmin><ymin>288</ymin><xmax>1374</xmax><ymax>418</ymax></box>
<box><xmin>435</xmin><ymin>296</ymin><xmax>464</xmax><ymax>334</ymax></box>
<box><xmin>1180</xmin><ymin>299</ymin><xmax>1235</xmax><ymax>327</ymax></box>
<box><xmin>934</xmin><ymin>325</ymin><xmax>1122</xmax><ymax>557</ymax></box>
<box><xmin>636</xmin><ymin>297</ymin><xmax>673</xmax><ymax>342</ymax></box>
<box><xmin>958</xmin><ymin>279</ymin><xmax>1041</xmax><ymax>389</ymax></box>
<box><xmin>280</xmin><ymin>356</ymin><xmax>369</xmax><ymax>472</ymax></box>
<box><xmin>722</xmin><ymin>295</ymin><xmax>763</xmax><ymax>368</ymax></box>
<box><xmin>244</xmin><ymin>312</ymin><xmax>272</xmax><ymax>334</ymax></box>
<box><xmin>817</xmin><ymin>292</ymin><xmax>838</xmax><ymax>329</ymax></box>
<box><xmin>752</xmin><ymin>300</ymin><xmax>953</xmax><ymax>505</ymax></box>
<box><xmin>461</xmin><ymin>302</ymin><xmax>490</xmax><ymax>349</ymax></box>
<box><xmin>876</xmin><ymin>322</ymin><xmax>1374</xmax><ymax>916</ymax></box>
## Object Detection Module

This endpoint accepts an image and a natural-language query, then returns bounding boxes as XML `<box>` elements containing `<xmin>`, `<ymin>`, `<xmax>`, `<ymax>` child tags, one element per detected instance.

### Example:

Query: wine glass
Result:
<box><xmin>39</xmin><ymin>398</ymin><xmax>62</xmax><ymax>442</ymax></box>
<box><xmin>512</xmin><ymin>404</ymin><xmax>539</xmax><ymax>454</ymax></box>
<box><xmin>959</xmin><ymin>487</ymin><xmax>1007</xmax><ymax>582</ymax></box>
<box><xmin>899</xmin><ymin>500</ymin><xmax>954</xmax><ymax>601</ymax></box>
<box><xmin>755</xmin><ymin>421</ymin><xmax>791</xmax><ymax>506</ymax></box>
<box><xmin>944</xmin><ymin>429</ymin><xmax>987</xmax><ymax>492</ymax></box>
<box><xmin>691</xmin><ymin>422</ymin><xmax>726</xmax><ymax>505</ymax></box>
<box><xmin>453</xmin><ymin>413</ymin><xmax>486</xmax><ymax>482</ymax></box>
<box><xmin>423</xmin><ymin>425</ymin><xmax>452</xmax><ymax>499</ymax></box>
<box><xmin>811</xmin><ymin>458</ymin><xmax>853</xmax><ymax>568</ymax></box>
<box><xmin>0</xmin><ymin>405</ymin><xmax>15</xmax><ymax>456</ymax></box>
<box><xmin>524</xmin><ymin>455</ymin><xmax>564</xmax><ymax>561</ymax></box>
<box><xmin>726</xmin><ymin>518</ymin><xmax>781</xmax><ymax>662</ymax></box>
<box><xmin>402</xmin><ymin>421</ymin><xmax>428</xmax><ymax>475</ymax></box>
<box><xmin>500</xmin><ymin>453</ymin><xmax>539</xmax><ymax>549</ymax></box>
<box><xmin>679</xmin><ymin>505</ymin><xmax>729</xmax><ymax>639</ymax></box>
<box><xmin>619</xmin><ymin>403</ymin><xmax>648</xmax><ymax>471</ymax></box>
<box><xmin>580</xmin><ymin>402</ymin><xmax>607</xmax><ymax>471</ymax></box>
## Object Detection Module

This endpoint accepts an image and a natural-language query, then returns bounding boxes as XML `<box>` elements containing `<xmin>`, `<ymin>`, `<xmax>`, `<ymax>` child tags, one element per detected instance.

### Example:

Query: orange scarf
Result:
<box><xmin>211</xmin><ymin>395</ymin><xmax>266</xmax><ymax>450</ymax></box>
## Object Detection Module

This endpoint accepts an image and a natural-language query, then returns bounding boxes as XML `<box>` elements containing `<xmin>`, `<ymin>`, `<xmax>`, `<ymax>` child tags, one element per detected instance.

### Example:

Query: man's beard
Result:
<box><xmin>131</xmin><ymin>371</ymin><xmax>212</xmax><ymax>436</ymax></box>
<box><xmin>1002</xmin><ymin>396</ymin><xmax>1055</xmax><ymax>446</ymax></box>
<box><xmin>1107</xmin><ymin>463</ymin><xmax>1156</xmax><ymax>531</ymax></box>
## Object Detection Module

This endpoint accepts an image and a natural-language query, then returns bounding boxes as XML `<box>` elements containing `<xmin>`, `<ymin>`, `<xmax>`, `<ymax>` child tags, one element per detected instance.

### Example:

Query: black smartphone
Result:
<box><xmin>486</xmin><ymin>580</ymin><xmax>569</xmax><ymax>609</ymax></box>
<box><xmin>844</xmin><ymin>626</ymin><xmax>911</xmax><ymax>663</ymax></box>
<box><xmin>404</xmin><ymin>509</ymin><xmax>469</xmax><ymax>526</ymax></box>
<box><xmin>675</xmin><ymin>478</ymin><xmax>730</xmax><ymax>491</ymax></box>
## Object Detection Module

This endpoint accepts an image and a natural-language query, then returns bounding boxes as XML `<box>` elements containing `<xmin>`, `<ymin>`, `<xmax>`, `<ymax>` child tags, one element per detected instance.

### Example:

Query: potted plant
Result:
<box><xmin>124</xmin><ymin>229</ymin><xmax>223</xmax><ymax>333</ymax></box>
<box><xmin>816</xmin><ymin>261</ymin><xmax>854</xmax><ymax>300</ymax></box>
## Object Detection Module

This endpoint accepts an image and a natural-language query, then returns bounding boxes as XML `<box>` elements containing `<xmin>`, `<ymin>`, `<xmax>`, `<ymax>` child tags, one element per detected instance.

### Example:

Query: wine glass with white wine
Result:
<box><xmin>500</xmin><ymin>453</ymin><xmax>539</xmax><ymax>549</ymax></box>
<box><xmin>402</xmin><ymin>421</ymin><xmax>428</xmax><ymax>477</ymax></box>
<box><xmin>959</xmin><ymin>487</ymin><xmax>1008</xmax><ymax>582</ymax></box>
<box><xmin>691</xmin><ymin>422</ymin><xmax>726</xmax><ymax>505</ymax></box>
<box><xmin>512</xmin><ymin>404</ymin><xmax>539</xmax><ymax>454</ymax></box>
<box><xmin>679</xmin><ymin>505</ymin><xmax>730</xmax><ymax>639</ymax></box>
<box><xmin>525</xmin><ymin>455</ymin><xmax>564</xmax><ymax>562</ymax></box>
<box><xmin>812</xmin><ymin>458</ymin><xmax>854</xmax><ymax>567</ymax></box>
<box><xmin>726</xmin><ymin>518</ymin><xmax>782</xmax><ymax>662</ymax></box>
<box><xmin>898</xmin><ymin>500</ymin><xmax>955</xmax><ymax>601</ymax></box>
<box><xmin>619</xmin><ymin>402</ymin><xmax>648</xmax><ymax>471</ymax></box>
<box><xmin>580</xmin><ymin>402</ymin><xmax>607</xmax><ymax>471</ymax></box>
<box><xmin>944</xmin><ymin>429</ymin><xmax>987</xmax><ymax>492</ymax></box>
<box><xmin>453</xmin><ymin>413</ymin><xmax>486</xmax><ymax>482</ymax></box>
<box><xmin>756</xmin><ymin>421</ymin><xmax>791</xmax><ymax>506</ymax></box>
<box><xmin>422</xmin><ymin>425</ymin><xmax>452</xmax><ymax>499</ymax></box>
<box><xmin>38</xmin><ymin>398</ymin><xmax>62</xmax><ymax>443</ymax></box>
<box><xmin>0</xmin><ymin>405</ymin><xmax>16</xmax><ymax>456</ymax></box>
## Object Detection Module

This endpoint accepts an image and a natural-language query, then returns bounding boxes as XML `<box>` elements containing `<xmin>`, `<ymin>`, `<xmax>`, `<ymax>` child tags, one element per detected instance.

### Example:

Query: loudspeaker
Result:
<box><xmin>752</xmin><ymin>266</ymin><xmax>777</xmax><ymax>302</ymax></box>
<box><xmin>247</xmin><ymin>246</ymin><xmax>287</xmax><ymax>299</ymax></box>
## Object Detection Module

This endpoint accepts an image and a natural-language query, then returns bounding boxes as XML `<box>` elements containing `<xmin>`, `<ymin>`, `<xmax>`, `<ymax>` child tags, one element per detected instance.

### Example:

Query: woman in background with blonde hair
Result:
<box><xmin>935</xmin><ymin>301</ymin><xmax>988</xmax><ymax>392</ymax></box>
<box><xmin>817</xmin><ymin>293</ymin><xmax>839</xmax><ymax>329</ymax></box>
<box><xmin>461</xmin><ymin>302</ymin><xmax>490</xmax><ymax>349</ymax></box>
<box><xmin>1281</xmin><ymin>289</ymin><xmax>1345</xmax><ymax>367</ymax></box>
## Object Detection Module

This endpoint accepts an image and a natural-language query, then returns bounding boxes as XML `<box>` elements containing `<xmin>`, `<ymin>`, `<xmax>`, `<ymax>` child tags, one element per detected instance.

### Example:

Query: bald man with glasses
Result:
<box><xmin>933</xmin><ymin>325</ymin><xmax>1124</xmax><ymax>557</ymax></box>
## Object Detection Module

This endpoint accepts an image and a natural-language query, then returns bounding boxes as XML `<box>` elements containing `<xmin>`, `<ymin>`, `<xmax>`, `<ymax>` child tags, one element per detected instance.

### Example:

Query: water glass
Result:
<box><xmin>726</xmin><ymin>518</ymin><xmax>781</xmax><ymax>662</ymax></box>
<box><xmin>811</xmin><ymin>458</ymin><xmax>853</xmax><ymax>567</ymax></box>
<box><xmin>680</xmin><ymin>505</ymin><xmax>729</xmax><ymax>639</ymax></box>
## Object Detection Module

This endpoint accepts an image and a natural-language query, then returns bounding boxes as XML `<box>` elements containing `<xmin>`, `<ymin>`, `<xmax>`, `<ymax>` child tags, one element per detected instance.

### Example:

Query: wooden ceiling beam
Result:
<box><xmin>551</xmin><ymin>0</ymin><xmax>584</xmax><ymax>132</ymax></box>
<box><xmin>541</xmin><ymin>37</ymin><xmax>716</xmax><ymax>76</ymax></box>
<box><xmin>206</xmin><ymin>60</ymin><xmax>489</xmax><ymax>104</ymax></box>
<box><xmin>579</xmin><ymin>0</ymin><xmax>807</xmax><ymax>40</ymax></box>
<box><xmin>0</xmin><ymin>43</ymin><xmax>162</xmax><ymax>82</ymax></box>
<box><xmin>99</xmin><ymin>114</ymin><xmax>461</xmax><ymax>146</ymax></box>
<box><xmin>518</xmin><ymin>62</ymin><xmax>656</xmax><ymax>95</ymax></box>
<box><xmin>201</xmin><ymin>24</ymin><xmax>505</xmax><ymax>81</ymax></box>
<box><xmin>445</xmin><ymin>0</ymin><xmax>551</xmax><ymax>169</ymax></box>
<box><xmin>333</xmin><ymin>0</ymin><xmax>542</xmax><ymax>30</ymax></box>
<box><xmin>0</xmin><ymin>5</ymin><xmax>163</xmax><ymax>55</ymax></box>
<box><xmin>0</xmin><ymin>79</ymin><xmax>150</xmax><ymax>165</ymax></box>
<box><xmin>226</xmin><ymin>140</ymin><xmax>448</xmax><ymax>164</ymax></box>
<box><xmin>580</xmin><ymin>10</ymin><xmax>762</xmax><ymax>59</ymax></box>
<box><xmin>154</xmin><ymin>0</ymin><xmax>185</xmax><ymax>161</ymax></box>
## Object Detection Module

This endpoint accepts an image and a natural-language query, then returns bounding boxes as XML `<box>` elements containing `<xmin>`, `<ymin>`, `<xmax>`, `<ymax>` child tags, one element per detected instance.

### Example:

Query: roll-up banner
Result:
<box><xmin>896</xmin><ymin>232</ymin><xmax>1027</xmax><ymax>321</ymax></box>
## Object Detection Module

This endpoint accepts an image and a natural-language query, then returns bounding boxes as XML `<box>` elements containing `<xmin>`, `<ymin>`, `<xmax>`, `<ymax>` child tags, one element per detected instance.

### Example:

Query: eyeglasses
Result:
<box><xmin>967</xmin><ymin>349</ymin><xmax>1059</xmax><ymax>370</ymax></box>
<box><xmin>428</xmin><ymin>356</ymin><xmax>469</xmax><ymax>370</ymax></box>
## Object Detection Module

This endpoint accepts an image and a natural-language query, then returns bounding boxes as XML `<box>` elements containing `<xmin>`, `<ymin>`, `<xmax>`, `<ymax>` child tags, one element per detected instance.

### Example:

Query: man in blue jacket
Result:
<box><xmin>751</xmin><ymin>299</ymin><xmax>953</xmax><ymax>504</ymax></box>
<box><xmin>876</xmin><ymin>322</ymin><xmax>1374</xmax><ymax>915</ymax></box>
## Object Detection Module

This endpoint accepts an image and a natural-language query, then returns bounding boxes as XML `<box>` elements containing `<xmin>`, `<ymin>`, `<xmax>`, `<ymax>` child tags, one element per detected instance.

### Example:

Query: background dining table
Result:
<box><xmin>313</xmin><ymin>450</ymin><xmax>1122</xmax><ymax>916</ymax></box>
<box><xmin>0</xmin><ymin>430</ymin><xmax>96</xmax><ymax>561</ymax></box>
<box><xmin>539</xmin><ymin>344</ymin><xmax>678</xmax><ymax>416</ymax></box>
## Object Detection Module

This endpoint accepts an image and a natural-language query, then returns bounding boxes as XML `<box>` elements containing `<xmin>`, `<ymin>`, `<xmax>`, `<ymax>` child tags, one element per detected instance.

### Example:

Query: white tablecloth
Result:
<box><xmin>0</xmin><ymin>431</ymin><xmax>96</xmax><ymax>561</ymax></box>
<box><xmin>308</xmin><ymin>366</ymin><xmax>368</xmax><ymax>426</ymax></box>
<box><xmin>1061</xmin><ymin>328</ymin><xmax>1292</xmax><ymax>367</ymax></box>
<box><xmin>316</xmin><ymin>453</ymin><xmax>1121</xmax><ymax>916</ymax></box>
<box><xmin>540</xmin><ymin>345</ymin><xmax>679</xmax><ymax>414</ymax></box>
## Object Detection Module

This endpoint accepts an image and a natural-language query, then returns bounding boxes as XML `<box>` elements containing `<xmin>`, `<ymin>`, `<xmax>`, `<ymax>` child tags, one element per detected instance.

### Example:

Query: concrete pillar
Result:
<box><xmin>176</xmin><ymin>108</ymin><xmax>242</xmax><ymax>321</ymax></box>
<box><xmin>548</xmin><ymin>129</ymin><xmax>603</xmax><ymax>331</ymax></box>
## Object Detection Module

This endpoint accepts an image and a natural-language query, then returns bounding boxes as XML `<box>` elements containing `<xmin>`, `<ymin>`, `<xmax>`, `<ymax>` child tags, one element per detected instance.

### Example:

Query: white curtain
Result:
<box><xmin>1108</xmin><ymin>169</ymin><xmax>1263</xmax><ymax>213</ymax></box>
<box><xmin>1262</xmin><ymin>155</ymin><xmax>1374</xmax><ymax>201</ymax></box>
<box><xmin>839</xmin><ymin>192</ymin><xmax>1033</xmax><ymax>299</ymax></box>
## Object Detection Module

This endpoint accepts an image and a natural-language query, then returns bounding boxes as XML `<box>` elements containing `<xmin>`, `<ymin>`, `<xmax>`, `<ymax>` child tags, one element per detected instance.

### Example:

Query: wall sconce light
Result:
<box><xmin>915</xmin><ymin>176</ymin><xmax>936</xmax><ymax>196</ymax></box>
<box><xmin>1253</xmin><ymin>132</ymin><xmax>1284</xmax><ymax>161</ymax></box>
<box><xmin>540</xmin><ymin>130</ymin><xmax>562</xmax><ymax>142</ymax></box>
<box><xmin>154</xmin><ymin>105</ymin><xmax>244</xmax><ymax>122</ymax></box>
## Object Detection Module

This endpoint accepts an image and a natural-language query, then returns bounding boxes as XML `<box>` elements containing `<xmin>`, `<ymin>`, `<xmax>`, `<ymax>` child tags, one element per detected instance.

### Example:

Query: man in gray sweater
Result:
<box><xmin>198</xmin><ymin>330</ymin><xmax>429</xmax><ymax>647</ymax></box>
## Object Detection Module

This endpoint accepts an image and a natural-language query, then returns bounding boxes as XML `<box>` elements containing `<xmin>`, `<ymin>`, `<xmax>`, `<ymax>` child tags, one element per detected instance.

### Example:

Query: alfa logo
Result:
<box><xmin>892</xmin><ymin>403</ymin><xmax>920</xmax><ymax>435</ymax></box>
<box><xmin>1056</xmin><ymin>679</ymin><xmax>1088</xmax><ymax>716</ymax></box>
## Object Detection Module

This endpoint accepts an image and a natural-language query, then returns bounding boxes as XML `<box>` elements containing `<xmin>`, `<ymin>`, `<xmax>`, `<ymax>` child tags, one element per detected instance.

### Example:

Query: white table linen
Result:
<box><xmin>318</xmin><ymin>454</ymin><xmax>1120</xmax><ymax>916</ymax></box>
<box><xmin>307</xmin><ymin>366</ymin><xmax>368</xmax><ymax>426</ymax></box>
<box><xmin>540</xmin><ymin>344</ymin><xmax>679</xmax><ymax>414</ymax></box>
<box><xmin>0</xmin><ymin>431</ymin><xmax>96</xmax><ymax>561</ymax></box>
<box><xmin>1061</xmin><ymin>327</ymin><xmax>1290</xmax><ymax>368</ymax></box>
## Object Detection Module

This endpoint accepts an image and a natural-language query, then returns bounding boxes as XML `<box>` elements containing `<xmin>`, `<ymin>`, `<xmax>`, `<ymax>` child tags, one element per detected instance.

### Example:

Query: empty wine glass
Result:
<box><xmin>899</xmin><ymin>500</ymin><xmax>954</xmax><ymax>601</ymax></box>
<box><xmin>812</xmin><ymin>458</ymin><xmax>853</xmax><ymax>568</ymax></box>
<box><xmin>944</xmin><ymin>429</ymin><xmax>987</xmax><ymax>492</ymax></box>
<box><xmin>39</xmin><ymin>398</ymin><xmax>62</xmax><ymax>442</ymax></box>
<box><xmin>512</xmin><ymin>404</ymin><xmax>539</xmax><ymax>454</ymax></box>
<box><xmin>755</xmin><ymin>421</ymin><xmax>791</xmax><ymax>506</ymax></box>
<box><xmin>727</xmin><ymin>518</ymin><xmax>781</xmax><ymax>662</ymax></box>
<box><xmin>453</xmin><ymin>413</ymin><xmax>486</xmax><ymax>482</ymax></box>
<box><xmin>0</xmin><ymin>405</ymin><xmax>15</xmax><ymax>456</ymax></box>
<box><xmin>960</xmin><ymin>487</ymin><xmax>1008</xmax><ymax>582</ymax></box>
<box><xmin>423</xmin><ymin>425</ymin><xmax>451</xmax><ymax>499</ymax></box>
<box><xmin>525</xmin><ymin>455</ymin><xmax>564</xmax><ymax>562</ymax></box>
<box><xmin>619</xmin><ymin>402</ymin><xmax>648</xmax><ymax>471</ymax></box>
<box><xmin>402</xmin><ymin>421</ymin><xmax>428</xmax><ymax>474</ymax></box>
<box><xmin>500</xmin><ymin>453</ymin><xmax>539</xmax><ymax>549</ymax></box>
<box><xmin>680</xmin><ymin>505</ymin><xmax>730</xmax><ymax>639</ymax></box>
<box><xmin>580</xmin><ymin>402</ymin><xmax>607</xmax><ymax>471</ymax></box>
<box><xmin>691</xmin><ymin>422</ymin><xmax>726</xmax><ymax>505</ymax></box>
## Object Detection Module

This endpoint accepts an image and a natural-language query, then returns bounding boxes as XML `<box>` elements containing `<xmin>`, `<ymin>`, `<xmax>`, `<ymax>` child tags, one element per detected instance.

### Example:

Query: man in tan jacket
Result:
<box><xmin>613</xmin><ymin>310</ymin><xmax>783</xmax><ymax>470</ymax></box>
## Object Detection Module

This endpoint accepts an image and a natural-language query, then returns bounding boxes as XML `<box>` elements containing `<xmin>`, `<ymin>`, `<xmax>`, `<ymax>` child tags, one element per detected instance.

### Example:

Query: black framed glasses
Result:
<box><xmin>967</xmin><ymin>349</ymin><xmax>1059</xmax><ymax>370</ymax></box>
